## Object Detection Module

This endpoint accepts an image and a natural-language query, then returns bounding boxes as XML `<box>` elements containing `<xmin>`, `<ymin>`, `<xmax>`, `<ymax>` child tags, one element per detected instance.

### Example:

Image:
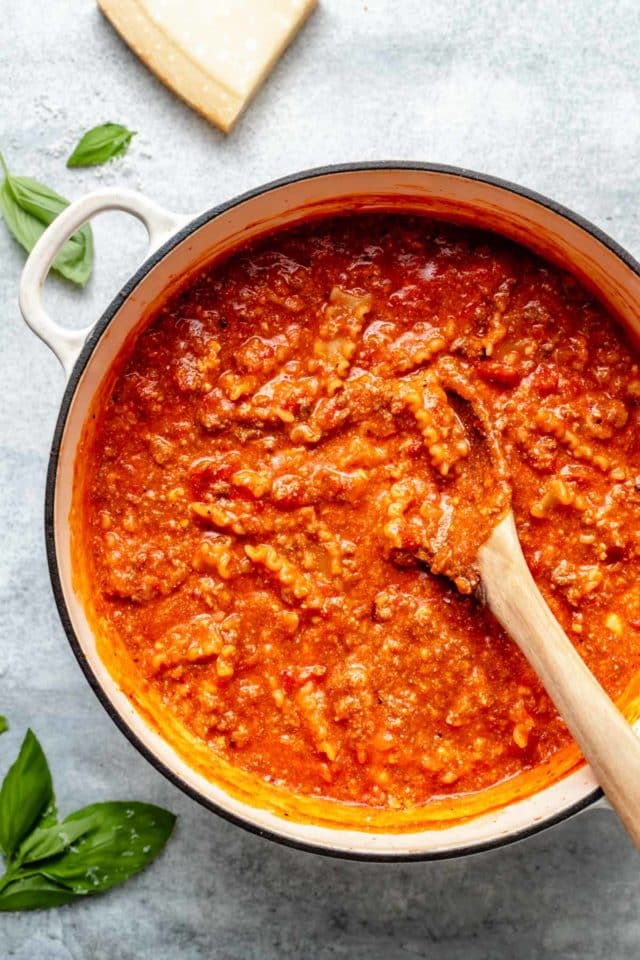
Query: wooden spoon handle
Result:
<box><xmin>478</xmin><ymin>510</ymin><xmax>640</xmax><ymax>848</ymax></box>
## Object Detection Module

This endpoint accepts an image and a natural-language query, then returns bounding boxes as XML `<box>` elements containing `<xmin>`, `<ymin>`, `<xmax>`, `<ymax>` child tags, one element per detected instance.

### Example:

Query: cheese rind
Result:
<box><xmin>98</xmin><ymin>0</ymin><xmax>318</xmax><ymax>132</ymax></box>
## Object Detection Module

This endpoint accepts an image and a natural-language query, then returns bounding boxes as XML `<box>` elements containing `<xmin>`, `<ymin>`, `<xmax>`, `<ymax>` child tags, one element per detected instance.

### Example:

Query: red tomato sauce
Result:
<box><xmin>80</xmin><ymin>215</ymin><xmax>640</xmax><ymax>810</ymax></box>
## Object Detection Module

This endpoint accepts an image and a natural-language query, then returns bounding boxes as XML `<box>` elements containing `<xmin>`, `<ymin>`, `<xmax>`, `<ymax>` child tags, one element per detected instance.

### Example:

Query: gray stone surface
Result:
<box><xmin>1</xmin><ymin>0</ymin><xmax>639</xmax><ymax>956</ymax></box>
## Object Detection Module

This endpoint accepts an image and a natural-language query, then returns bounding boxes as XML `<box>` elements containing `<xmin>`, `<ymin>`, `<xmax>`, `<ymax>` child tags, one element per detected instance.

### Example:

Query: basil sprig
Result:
<box><xmin>0</xmin><ymin>730</ymin><xmax>53</xmax><ymax>859</ymax></box>
<box><xmin>0</xmin><ymin>729</ymin><xmax>175</xmax><ymax>911</ymax></box>
<box><xmin>0</xmin><ymin>153</ymin><xmax>94</xmax><ymax>286</ymax></box>
<box><xmin>67</xmin><ymin>123</ymin><xmax>136</xmax><ymax>168</ymax></box>
<box><xmin>0</xmin><ymin>717</ymin><xmax>7</xmax><ymax>735</ymax></box>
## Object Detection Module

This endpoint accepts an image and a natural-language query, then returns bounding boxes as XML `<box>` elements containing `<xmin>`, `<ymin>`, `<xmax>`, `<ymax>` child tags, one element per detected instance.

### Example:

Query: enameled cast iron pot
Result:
<box><xmin>20</xmin><ymin>163</ymin><xmax>640</xmax><ymax>860</ymax></box>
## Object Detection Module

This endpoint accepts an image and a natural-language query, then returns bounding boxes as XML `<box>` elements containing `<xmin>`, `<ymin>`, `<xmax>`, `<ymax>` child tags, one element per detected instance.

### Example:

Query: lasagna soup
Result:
<box><xmin>78</xmin><ymin>216</ymin><xmax>640</xmax><ymax>813</ymax></box>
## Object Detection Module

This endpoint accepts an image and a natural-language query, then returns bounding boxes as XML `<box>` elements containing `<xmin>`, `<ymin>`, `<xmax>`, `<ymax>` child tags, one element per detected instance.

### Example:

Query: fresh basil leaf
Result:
<box><xmin>0</xmin><ymin>153</ymin><xmax>94</xmax><ymax>286</ymax></box>
<box><xmin>67</xmin><ymin>123</ymin><xmax>136</xmax><ymax>168</ymax></box>
<box><xmin>16</xmin><ymin>815</ymin><xmax>94</xmax><ymax>866</ymax></box>
<box><xmin>0</xmin><ymin>874</ymin><xmax>77</xmax><ymax>912</ymax></box>
<box><xmin>16</xmin><ymin>798</ymin><xmax>60</xmax><ymax>855</ymax></box>
<box><xmin>36</xmin><ymin>800</ymin><xmax>58</xmax><ymax>831</ymax></box>
<box><xmin>42</xmin><ymin>802</ymin><xmax>176</xmax><ymax>893</ymax></box>
<box><xmin>0</xmin><ymin>730</ymin><xmax>53</xmax><ymax>858</ymax></box>
<box><xmin>0</xmin><ymin>716</ymin><xmax>7</xmax><ymax>735</ymax></box>
<box><xmin>0</xmin><ymin>179</ymin><xmax>43</xmax><ymax>252</ymax></box>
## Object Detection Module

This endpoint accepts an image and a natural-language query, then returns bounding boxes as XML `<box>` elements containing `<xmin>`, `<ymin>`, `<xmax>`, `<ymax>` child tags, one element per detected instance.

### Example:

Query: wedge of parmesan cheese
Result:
<box><xmin>98</xmin><ymin>0</ymin><xmax>318</xmax><ymax>132</ymax></box>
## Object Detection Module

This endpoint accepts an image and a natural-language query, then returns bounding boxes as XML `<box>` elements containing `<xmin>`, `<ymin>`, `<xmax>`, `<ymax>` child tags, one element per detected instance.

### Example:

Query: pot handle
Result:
<box><xmin>19</xmin><ymin>189</ymin><xmax>190</xmax><ymax>379</ymax></box>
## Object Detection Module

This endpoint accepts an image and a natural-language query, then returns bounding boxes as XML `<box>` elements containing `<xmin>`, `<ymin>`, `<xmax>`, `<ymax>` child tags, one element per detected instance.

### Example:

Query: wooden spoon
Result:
<box><xmin>479</xmin><ymin>510</ymin><xmax>640</xmax><ymax>846</ymax></box>
<box><xmin>418</xmin><ymin>380</ymin><xmax>640</xmax><ymax>847</ymax></box>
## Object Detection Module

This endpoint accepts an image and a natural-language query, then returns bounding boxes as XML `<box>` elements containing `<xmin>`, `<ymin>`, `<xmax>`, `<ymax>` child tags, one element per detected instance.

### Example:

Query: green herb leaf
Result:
<box><xmin>0</xmin><ymin>732</ymin><xmax>175</xmax><ymax>911</ymax></box>
<box><xmin>0</xmin><ymin>717</ymin><xmax>7</xmax><ymax>735</ymax></box>
<box><xmin>41</xmin><ymin>802</ymin><xmax>176</xmax><ymax>894</ymax></box>
<box><xmin>0</xmin><ymin>153</ymin><xmax>94</xmax><ymax>286</ymax></box>
<box><xmin>16</xmin><ymin>815</ymin><xmax>94</xmax><ymax>866</ymax></box>
<box><xmin>0</xmin><ymin>874</ymin><xmax>77</xmax><ymax>912</ymax></box>
<box><xmin>67</xmin><ymin>123</ymin><xmax>136</xmax><ymax>168</ymax></box>
<box><xmin>0</xmin><ymin>731</ymin><xmax>53</xmax><ymax>859</ymax></box>
<box><xmin>36</xmin><ymin>800</ymin><xmax>58</xmax><ymax>832</ymax></box>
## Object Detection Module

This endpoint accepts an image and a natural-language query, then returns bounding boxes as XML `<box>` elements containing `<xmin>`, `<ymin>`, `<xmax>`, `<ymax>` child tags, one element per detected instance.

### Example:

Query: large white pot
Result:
<box><xmin>20</xmin><ymin>163</ymin><xmax>638</xmax><ymax>860</ymax></box>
